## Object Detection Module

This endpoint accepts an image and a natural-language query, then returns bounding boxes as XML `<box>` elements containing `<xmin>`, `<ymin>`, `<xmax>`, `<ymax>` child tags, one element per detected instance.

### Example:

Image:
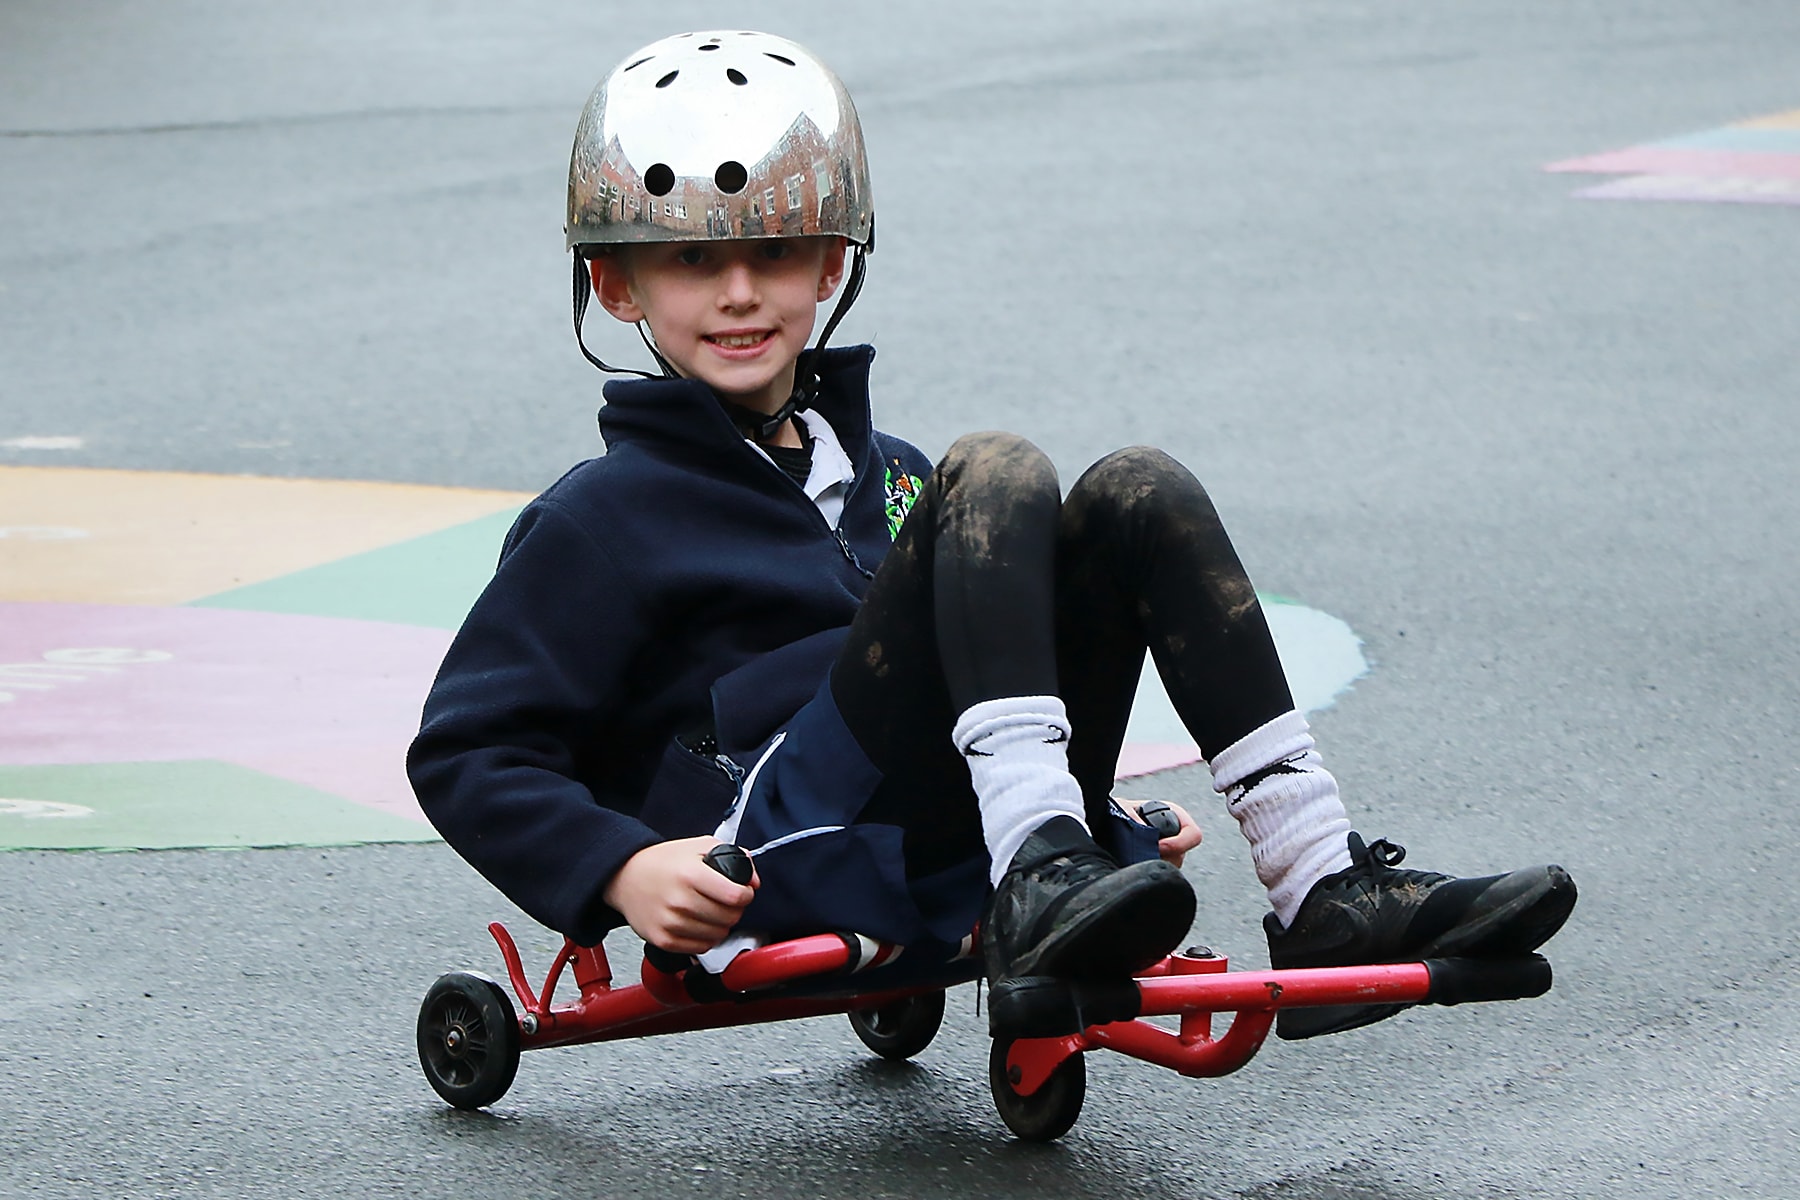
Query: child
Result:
<box><xmin>408</xmin><ymin>30</ymin><xmax>1575</xmax><ymax>1042</ymax></box>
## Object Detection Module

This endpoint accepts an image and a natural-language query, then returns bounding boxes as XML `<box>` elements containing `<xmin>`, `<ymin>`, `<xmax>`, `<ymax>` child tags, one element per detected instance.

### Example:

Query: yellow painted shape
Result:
<box><xmin>1738</xmin><ymin>109</ymin><xmax>1800</xmax><ymax>130</ymax></box>
<box><xmin>0</xmin><ymin>467</ymin><xmax>531</xmax><ymax>605</ymax></box>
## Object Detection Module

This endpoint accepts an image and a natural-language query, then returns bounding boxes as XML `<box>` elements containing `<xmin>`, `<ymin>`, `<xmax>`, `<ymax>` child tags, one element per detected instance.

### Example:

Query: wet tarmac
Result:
<box><xmin>4</xmin><ymin>1</ymin><xmax>1798</xmax><ymax>1196</ymax></box>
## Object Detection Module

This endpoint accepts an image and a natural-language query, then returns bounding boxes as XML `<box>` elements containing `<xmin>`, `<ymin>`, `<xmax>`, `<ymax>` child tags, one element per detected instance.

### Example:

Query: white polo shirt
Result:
<box><xmin>750</xmin><ymin>407</ymin><xmax>857</xmax><ymax>527</ymax></box>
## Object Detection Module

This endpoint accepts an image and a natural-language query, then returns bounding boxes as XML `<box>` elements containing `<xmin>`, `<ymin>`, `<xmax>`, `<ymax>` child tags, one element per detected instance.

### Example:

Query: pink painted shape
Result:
<box><xmin>1573</xmin><ymin>174</ymin><xmax>1800</xmax><ymax>206</ymax></box>
<box><xmin>1547</xmin><ymin>147</ymin><xmax>1800</xmax><ymax>180</ymax></box>
<box><xmin>1115</xmin><ymin>741</ymin><xmax>1203</xmax><ymax>779</ymax></box>
<box><xmin>1</xmin><ymin>602</ymin><xmax>1191</xmax><ymax>828</ymax></box>
<box><xmin>0</xmin><ymin>603</ymin><xmax>448</xmax><ymax>822</ymax></box>
<box><xmin>233</xmin><ymin>743</ymin><xmax>427</xmax><ymax>823</ymax></box>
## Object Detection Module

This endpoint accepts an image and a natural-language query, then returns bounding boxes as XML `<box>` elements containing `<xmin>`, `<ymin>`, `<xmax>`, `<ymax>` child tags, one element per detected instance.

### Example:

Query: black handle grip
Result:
<box><xmin>643</xmin><ymin>944</ymin><xmax>690</xmax><ymax>975</ymax></box>
<box><xmin>1136</xmin><ymin>800</ymin><xmax>1181</xmax><ymax>841</ymax></box>
<box><xmin>702</xmin><ymin>843</ymin><xmax>755</xmax><ymax>886</ymax></box>
<box><xmin>1423</xmin><ymin>954</ymin><xmax>1552</xmax><ymax>1006</ymax></box>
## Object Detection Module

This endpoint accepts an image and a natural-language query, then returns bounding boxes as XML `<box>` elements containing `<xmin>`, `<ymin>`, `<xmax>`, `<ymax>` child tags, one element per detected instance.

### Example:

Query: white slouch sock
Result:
<box><xmin>952</xmin><ymin>695</ymin><xmax>1089</xmax><ymax>887</ymax></box>
<box><xmin>1210</xmin><ymin>710</ymin><xmax>1354</xmax><ymax>928</ymax></box>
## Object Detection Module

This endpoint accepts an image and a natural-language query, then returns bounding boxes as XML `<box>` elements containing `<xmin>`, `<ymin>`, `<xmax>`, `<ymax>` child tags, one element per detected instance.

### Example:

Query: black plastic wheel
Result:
<box><xmin>417</xmin><ymin>972</ymin><xmax>521</xmax><ymax>1110</ymax></box>
<box><xmin>848</xmin><ymin>990</ymin><xmax>946</xmax><ymax>1060</ymax></box>
<box><xmin>988</xmin><ymin>1036</ymin><xmax>1086</xmax><ymax>1142</ymax></box>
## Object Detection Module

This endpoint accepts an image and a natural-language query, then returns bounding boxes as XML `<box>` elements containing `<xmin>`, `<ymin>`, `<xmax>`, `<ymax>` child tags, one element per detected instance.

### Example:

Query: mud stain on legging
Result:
<box><xmin>942</xmin><ymin>432</ymin><xmax>1060</xmax><ymax>561</ymax></box>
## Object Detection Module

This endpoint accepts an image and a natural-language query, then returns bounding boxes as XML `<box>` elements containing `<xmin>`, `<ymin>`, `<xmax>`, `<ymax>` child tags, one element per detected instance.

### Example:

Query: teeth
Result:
<box><xmin>711</xmin><ymin>333</ymin><xmax>767</xmax><ymax>349</ymax></box>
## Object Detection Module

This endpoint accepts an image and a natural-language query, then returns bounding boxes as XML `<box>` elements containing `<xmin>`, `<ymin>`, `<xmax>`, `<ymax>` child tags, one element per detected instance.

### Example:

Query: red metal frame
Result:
<box><xmin>481</xmin><ymin>922</ymin><xmax>1444</xmax><ymax>1086</ymax></box>
<box><xmin>1003</xmin><ymin>952</ymin><xmax>1439</xmax><ymax>1095</ymax></box>
<box><xmin>486</xmin><ymin>921</ymin><xmax>969</xmax><ymax>1051</ymax></box>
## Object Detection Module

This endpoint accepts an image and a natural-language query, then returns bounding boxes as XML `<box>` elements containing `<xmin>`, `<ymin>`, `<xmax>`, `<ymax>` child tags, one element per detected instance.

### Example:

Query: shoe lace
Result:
<box><xmin>1346</xmin><ymin>833</ymin><xmax>1451</xmax><ymax>890</ymax></box>
<box><xmin>1361</xmin><ymin>837</ymin><xmax>1407</xmax><ymax>869</ymax></box>
<box><xmin>1027</xmin><ymin>848</ymin><xmax>1116</xmax><ymax>888</ymax></box>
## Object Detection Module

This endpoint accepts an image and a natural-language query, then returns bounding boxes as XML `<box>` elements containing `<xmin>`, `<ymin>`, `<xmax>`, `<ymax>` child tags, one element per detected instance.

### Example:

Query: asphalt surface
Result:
<box><xmin>4</xmin><ymin>1</ymin><xmax>1799</xmax><ymax>1196</ymax></box>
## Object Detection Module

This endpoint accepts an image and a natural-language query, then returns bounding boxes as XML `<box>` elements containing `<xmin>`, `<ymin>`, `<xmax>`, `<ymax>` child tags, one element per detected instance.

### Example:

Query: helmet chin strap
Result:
<box><xmin>571</xmin><ymin>241</ymin><xmax>870</xmax><ymax>443</ymax></box>
<box><xmin>572</xmin><ymin>254</ymin><xmax>658</xmax><ymax>380</ymax></box>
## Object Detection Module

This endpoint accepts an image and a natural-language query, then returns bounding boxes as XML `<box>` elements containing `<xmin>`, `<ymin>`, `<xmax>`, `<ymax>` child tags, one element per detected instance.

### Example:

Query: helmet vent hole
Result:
<box><xmin>726</xmin><ymin>68</ymin><xmax>748</xmax><ymax>85</ymax></box>
<box><xmin>698</xmin><ymin>43</ymin><xmax>719</xmax><ymax>51</ymax></box>
<box><xmin>624</xmin><ymin>56</ymin><xmax>652</xmax><ymax>71</ymax></box>
<box><xmin>655</xmin><ymin>70</ymin><xmax>679</xmax><ymax>88</ymax></box>
<box><xmin>764</xmin><ymin>53</ymin><xmax>796</xmax><ymax>66</ymax></box>
<box><xmin>644</xmin><ymin>164</ymin><xmax>675</xmax><ymax>196</ymax></box>
<box><xmin>714</xmin><ymin>161</ymin><xmax>748</xmax><ymax>194</ymax></box>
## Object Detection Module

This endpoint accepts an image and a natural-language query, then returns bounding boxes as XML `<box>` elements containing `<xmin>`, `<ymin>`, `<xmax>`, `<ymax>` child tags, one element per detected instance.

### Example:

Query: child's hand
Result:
<box><xmin>1117</xmin><ymin>798</ymin><xmax>1203</xmax><ymax>867</ymax></box>
<box><xmin>604</xmin><ymin>837</ymin><xmax>760</xmax><ymax>955</ymax></box>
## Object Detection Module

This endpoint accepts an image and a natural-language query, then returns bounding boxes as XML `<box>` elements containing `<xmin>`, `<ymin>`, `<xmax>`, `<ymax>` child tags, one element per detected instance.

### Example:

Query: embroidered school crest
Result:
<box><xmin>884</xmin><ymin>465</ymin><xmax>923</xmax><ymax>540</ymax></box>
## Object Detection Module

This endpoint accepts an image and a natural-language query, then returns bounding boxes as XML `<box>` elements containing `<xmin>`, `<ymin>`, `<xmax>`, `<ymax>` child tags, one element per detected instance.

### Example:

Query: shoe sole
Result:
<box><xmin>1009</xmin><ymin>859</ymin><xmax>1197</xmax><ymax>981</ymax></box>
<box><xmin>1275</xmin><ymin>866</ymin><xmax>1578</xmax><ymax>1041</ymax></box>
<box><xmin>988</xmin><ymin>975</ymin><xmax>1143</xmax><ymax>1038</ymax></box>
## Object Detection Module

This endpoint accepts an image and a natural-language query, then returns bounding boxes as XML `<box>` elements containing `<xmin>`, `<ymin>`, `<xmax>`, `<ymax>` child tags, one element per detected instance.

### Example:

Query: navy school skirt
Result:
<box><xmin>714</xmin><ymin>677</ymin><xmax>1164</xmax><ymax>956</ymax></box>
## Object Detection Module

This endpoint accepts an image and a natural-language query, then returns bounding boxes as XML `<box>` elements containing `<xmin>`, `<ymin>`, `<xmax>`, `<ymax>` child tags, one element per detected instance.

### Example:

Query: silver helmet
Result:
<box><xmin>566</xmin><ymin>30</ymin><xmax>874</xmax><ymax>253</ymax></box>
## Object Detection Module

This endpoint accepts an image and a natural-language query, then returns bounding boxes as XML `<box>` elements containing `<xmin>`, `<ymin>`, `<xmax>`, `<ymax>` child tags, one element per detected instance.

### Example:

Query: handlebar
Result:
<box><xmin>702</xmin><ymin>843</ymin><xmax>755</xmax><ymax>886</ymax></box>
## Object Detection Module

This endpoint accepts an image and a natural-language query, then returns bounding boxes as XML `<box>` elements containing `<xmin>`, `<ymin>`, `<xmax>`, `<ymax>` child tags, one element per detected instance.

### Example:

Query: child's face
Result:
<box><xmin>591</xmin><ymin>237</ymin><xmax>847</xmax><ymax>414</ymax></box>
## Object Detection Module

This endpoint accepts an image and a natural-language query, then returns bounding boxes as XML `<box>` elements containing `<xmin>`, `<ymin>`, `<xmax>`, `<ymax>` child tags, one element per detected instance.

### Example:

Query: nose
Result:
<box><xmin>718</xmin><ymin>259</ymin><xmax>759</xmax><ymax>310</ymax></box>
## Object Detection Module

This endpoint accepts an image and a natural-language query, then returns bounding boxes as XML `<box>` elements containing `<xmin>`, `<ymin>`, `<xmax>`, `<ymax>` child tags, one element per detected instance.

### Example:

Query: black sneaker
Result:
<box><xmin>983</xmin><ymin>816</ymin><xmax>1195</xmax><ymax>1036</ymax></box>
<box><xmin>1266</xmin><ymin>832</ymin><xmax>1577</xmax><ymax>1041</ymax></box>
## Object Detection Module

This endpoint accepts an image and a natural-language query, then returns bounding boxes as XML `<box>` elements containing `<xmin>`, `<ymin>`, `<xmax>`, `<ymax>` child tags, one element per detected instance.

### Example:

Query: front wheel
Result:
<box><xmin>417</xmin><ymin>972</ymin><xmax>521</xmax><ymax>1109</ymax></box>
<box><xmin>988</xmin><ymin>1037</ymin><xmax>1086</xmax><ymax>1142</ymax></box>
<box><xmin>848</xmin><ymin>990</ymin><xmax>946</xmax><ymax>1060</ymax></box>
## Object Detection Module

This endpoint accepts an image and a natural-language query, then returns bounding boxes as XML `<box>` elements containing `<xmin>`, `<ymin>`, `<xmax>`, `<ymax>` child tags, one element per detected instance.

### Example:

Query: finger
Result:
<box><xmin>657</xmin><ymin>911</ymin><xmax>737</xmax><ymax>948</ymax></box>
<box><xmin>687</xmin><ymin>865</ymin><xmax>757</xmax><ymax>910</ymax></box>
<box><xmin>650</xmin><ymin>932</ymin><xmax>714</xmax><ymax>956</ymax></box>
<box><xmin>670</xmin><ymin>891</ymin><xmax>748</xmax><ymax>930</ymax></box>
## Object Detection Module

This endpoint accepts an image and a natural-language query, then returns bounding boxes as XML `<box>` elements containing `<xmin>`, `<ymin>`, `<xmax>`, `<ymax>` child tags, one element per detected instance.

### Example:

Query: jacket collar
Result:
<box><xmin>597</xmin><ymin>345</ymin><xmax>877</xmax><ymax>470</ymax></box>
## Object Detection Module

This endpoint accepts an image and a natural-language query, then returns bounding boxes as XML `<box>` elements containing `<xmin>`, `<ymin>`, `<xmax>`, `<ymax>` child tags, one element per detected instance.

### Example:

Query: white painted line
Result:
<box><xmin>43</xmin><ymin>647</ymin><xmax>174</xmax><ymax>665</ymax></box>
<box><xmin>0</xmin><ymin>799</ymin><xmax>96</xmax><ymax>820</ymax></box>
<box><xmin>1</xmin><ymin>436</ymin><xmax>84</xmax><ymax>450</ymax></box>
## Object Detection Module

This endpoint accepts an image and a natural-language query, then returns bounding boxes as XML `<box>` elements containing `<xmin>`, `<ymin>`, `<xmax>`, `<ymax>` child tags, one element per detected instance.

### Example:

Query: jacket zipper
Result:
<box><xmin>686</xmin><ymin>731</ymin><xmax>748</xmax><ymax>787</ymax></box>
<box><xmin>833</xmin><ymin>527</ymin><xmax>875</xmax><ymax>580</ymax></box>
<box><xmin>742</xmin><ymin>432</ymin><xmax>876</xmax><ymax>581</ymax></box>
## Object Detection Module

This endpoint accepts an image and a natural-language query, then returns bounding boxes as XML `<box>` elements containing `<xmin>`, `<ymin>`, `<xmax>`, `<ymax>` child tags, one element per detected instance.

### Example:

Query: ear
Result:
<box><xmin>588</xmin><ymin>254</ymin><xmax>644</xmax><ymax>324</ymax></box>
<box><xmin>816</xmin><ymin>237</ymin><xmax>849</xmax><ymax>303</ymax></box>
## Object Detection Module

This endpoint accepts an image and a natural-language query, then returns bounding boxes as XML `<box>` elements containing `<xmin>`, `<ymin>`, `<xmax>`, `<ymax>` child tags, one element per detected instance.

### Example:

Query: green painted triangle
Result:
<box><xmin>188</xmin><ymin>507</ymin><xmax>521</xmax><ymax>629</ymax></box>
<box><xmin>0</xmin><ymin>761</ymin><xmax>439</xmax><ymax>851</ymax></box>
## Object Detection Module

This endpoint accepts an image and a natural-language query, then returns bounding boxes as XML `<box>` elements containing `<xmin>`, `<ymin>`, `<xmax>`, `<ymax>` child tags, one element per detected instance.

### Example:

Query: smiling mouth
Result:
<box><xmin>705</xmin><ymin>331</ymin><xmax>774</xmax><ymax>350</ymax></box>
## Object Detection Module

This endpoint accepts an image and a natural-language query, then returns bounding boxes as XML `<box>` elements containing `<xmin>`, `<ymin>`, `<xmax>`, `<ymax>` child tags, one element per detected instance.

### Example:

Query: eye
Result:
<box><xmin>760</xmin><ymin>241</ymin><xmax>792</xmax><ymax>261</ymax></box>
<box><xmin>676</xmin><ymin>246</ymin><xmax>707</xmax><ymax>266</ymax></box>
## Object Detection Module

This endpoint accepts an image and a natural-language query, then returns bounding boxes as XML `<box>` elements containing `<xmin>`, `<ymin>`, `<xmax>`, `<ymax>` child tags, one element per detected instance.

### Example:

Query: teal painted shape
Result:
<box><xmin>1656</xmin><ymin>128</ymin><xmax>1800</xmax><ymax>154</ymax></box>
<box><xmin>0</xmin><ymin>761</ymin><xmax>438</xmax><ymax>851</ymax></box>
<box><xmin>190</xmin><ymin>507</ymin><xmax>521</xmax><ymax>629</ymax></box>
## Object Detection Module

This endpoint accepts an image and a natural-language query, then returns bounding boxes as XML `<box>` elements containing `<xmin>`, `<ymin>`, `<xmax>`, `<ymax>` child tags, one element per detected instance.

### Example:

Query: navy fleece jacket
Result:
<box><xmin>408</xmin><ymin>346</ymin><xmax>932</xmax><ymax>945</ymax></box>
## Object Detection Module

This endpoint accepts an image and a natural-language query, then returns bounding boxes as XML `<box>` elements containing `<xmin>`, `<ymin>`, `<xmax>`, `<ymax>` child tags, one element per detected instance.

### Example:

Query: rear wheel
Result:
<box><xmin>417</xmin><ymin>972</ymin><xmax>521</xmax><ymax>1109</ymax></box>
<box><xmin>988</xmin><ymin>1037</ymin><xmax>1086</xmax><ymax>1142</ymax></box>
<box><xmin>848</xmin><ymin>990</ymin><xmax>946</xmax><ymax>1060</ymax></box>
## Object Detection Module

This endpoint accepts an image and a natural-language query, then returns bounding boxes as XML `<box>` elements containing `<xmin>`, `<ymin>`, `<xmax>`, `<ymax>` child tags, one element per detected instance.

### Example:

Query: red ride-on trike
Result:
<box><xmin>416</xmin><ymin>834</ymin><xmax>1555</xmax><ymax>1141</ymax></box>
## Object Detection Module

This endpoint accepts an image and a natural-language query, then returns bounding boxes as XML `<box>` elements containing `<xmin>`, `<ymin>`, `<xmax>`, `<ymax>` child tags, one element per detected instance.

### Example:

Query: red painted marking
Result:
<box><xmin>1115</xmin><ymin>741</ymin><xmax>1202</xmax><ymax>778</ymax></box>
<box><xmin>1547</xmin><ymin>147</ymin><xmax>1800</xmax><ymax>180</ymax></box>
<box><xmin>1573</xmin><ymin>175</ymin><xmax>1800</xmax><ymax>205</ymax></box>
<box><xmin>0</xmin><ymin>602</ymin><xmax>449</xmax><ymax>821</ymax></box>
<box><xmin>3</xmin><ymin>600</ymin><xmax>1202</xmax><ymax>837</ymax></box>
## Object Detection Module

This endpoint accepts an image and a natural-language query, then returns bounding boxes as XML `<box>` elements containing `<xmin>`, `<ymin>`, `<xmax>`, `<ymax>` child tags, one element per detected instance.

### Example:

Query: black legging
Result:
<box><xmin>832</xmin><ymin>432</ymin><xmax>1294</xmax><ymax>877</ymax></box>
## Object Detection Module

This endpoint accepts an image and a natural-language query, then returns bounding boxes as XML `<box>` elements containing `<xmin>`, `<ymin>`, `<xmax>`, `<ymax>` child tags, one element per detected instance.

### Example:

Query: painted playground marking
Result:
<box><xmin>0</xmin><ymin>466</ymin><xmax>1368</xmax><ymax>851</ymax></box>
<box><xmin>1118</xmin><ymin>600</ymin><xmax>1365</xmax><ymax>777</ymax></box>
<box><xmin>1</xmin><ymin>436</ymin><xmax>84</xmax><ymax>450</ymax></box>
<box><xmin>0</xmin><ymin>526</ymin><xmax>90</xmax><ymax>540</ymax></box>
<box><xmin>1548</xmin><ymin>108</ymin><xmax>1800</xmax><ymax>206</ymax></box>
<box><xmin>0</xmin><ymin>799</ymin><xmax>95</xmax><ymax>820</ymax></box>
<box><xmin>0</xmin><ymin>646</ymin><xmax>173</xmax><ymax>705</ymax></box>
